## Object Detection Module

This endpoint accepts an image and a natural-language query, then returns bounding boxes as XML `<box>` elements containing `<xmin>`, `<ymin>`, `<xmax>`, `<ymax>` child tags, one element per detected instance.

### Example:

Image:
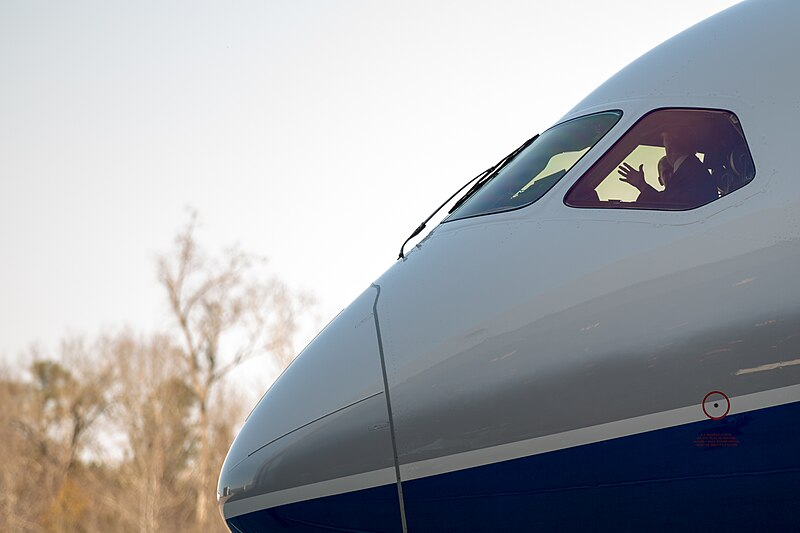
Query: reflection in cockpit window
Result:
<box><xmin>565</xmin><ymin>108</ymin><xmax>756</xmax><ymax>210</ymax></box>
<box><xmin>446</xmin><ymin>111</ymin><xmax>621</xmax><ymax>222</ymax></box>
<box><xmin>513</xmin><ymin>149</ymin><xmax>589</xmax><ymax>199</ymax></box>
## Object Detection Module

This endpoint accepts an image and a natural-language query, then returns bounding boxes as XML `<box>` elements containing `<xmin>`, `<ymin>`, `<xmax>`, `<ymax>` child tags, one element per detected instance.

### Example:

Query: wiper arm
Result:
<box><xmin>446</xmin><ymin>167</ymin><xmax>494</xmax><ymax>216</ymax></box>
<box><xmin>447</xmin><ymin>134</ymin><xmax>539</xmax><ymax>216</ymax></box>
<box><xmin>397</xmin><ymin>133</ymin><xmax>539</xmax><ymax>260</ymax></box>
<box><xmin>397</xmin><ymin>166</ymin><xmax>492</xmax><ymax>260</ymax></box>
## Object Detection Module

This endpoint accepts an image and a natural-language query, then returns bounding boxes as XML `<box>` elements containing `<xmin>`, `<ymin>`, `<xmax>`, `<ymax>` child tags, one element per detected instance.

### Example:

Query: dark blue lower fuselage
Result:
<box><xmin>227</xmin><ymin>400</ymin><xmax>800</xmax><ymax>532</ymax></box>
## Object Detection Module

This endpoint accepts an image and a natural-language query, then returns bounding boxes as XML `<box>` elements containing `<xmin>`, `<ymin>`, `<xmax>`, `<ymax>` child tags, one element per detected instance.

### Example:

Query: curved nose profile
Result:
<box><xmin>217</xmin><ymin>287</ymin><xmax>404</xmax><ymax>532</ymax></box>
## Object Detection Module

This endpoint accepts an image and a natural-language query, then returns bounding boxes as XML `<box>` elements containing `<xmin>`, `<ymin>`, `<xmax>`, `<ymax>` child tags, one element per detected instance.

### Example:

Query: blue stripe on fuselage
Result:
<box><xmin>227</xmin><ymin>399</ymin><xmax>800</xmax><ymax>532</ymax></box>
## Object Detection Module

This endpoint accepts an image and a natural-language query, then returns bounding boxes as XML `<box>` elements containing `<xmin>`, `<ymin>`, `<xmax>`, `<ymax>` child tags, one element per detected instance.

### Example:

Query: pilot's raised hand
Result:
<box><xmin>618</xmin><ymin>162</ymin><xmax>646</xmax><ymax>189</ymax></box>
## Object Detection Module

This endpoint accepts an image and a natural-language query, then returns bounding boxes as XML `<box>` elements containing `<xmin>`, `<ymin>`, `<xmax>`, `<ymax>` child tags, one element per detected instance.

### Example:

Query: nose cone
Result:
<box><xmin>217</xmin><ymin>287</ymin><xmax>399</xmax><ymax>528</ymax></box>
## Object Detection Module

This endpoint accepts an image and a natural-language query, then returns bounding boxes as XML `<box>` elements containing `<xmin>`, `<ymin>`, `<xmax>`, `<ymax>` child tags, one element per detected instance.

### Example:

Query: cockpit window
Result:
<box><xmin>565</xmin><ymin>108</ymin><xmax>755</xmax><ymax>210</ymax></box>
<box><xmin>445</xmin><ymin>111</ymin><xmax>622</xmax><ymax>222</ymax></box>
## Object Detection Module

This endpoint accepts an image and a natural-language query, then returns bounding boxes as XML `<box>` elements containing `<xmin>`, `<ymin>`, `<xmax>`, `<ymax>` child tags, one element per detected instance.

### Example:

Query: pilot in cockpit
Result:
<box><xmin>617</xmin><ymin>128</ymin><xmax>718</xmax><ymax>208</ymax></box>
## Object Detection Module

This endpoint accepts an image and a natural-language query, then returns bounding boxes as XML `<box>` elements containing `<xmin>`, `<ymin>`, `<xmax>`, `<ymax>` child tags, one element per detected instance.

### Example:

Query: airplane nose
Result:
<box><xmin>217</xmin><ymin>286</ymin><xmax>403</xmax><ymax>531</ymax></box>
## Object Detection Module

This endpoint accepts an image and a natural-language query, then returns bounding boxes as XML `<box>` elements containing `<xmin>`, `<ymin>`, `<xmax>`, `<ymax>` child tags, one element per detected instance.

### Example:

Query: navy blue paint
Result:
<box><xmin>227</xmin><ymin>400</ymin><xmax>800</xmax><ymax>532</ymax></box>
<box><xmin>226</xmin><ymin>483</ymin><xmax>403</xmax><ymax>533</ymax></box>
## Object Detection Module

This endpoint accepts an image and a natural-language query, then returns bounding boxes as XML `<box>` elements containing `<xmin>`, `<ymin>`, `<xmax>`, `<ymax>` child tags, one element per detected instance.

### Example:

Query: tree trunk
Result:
<box><xmin>195</xmin><ymin>398</ymin><xmax>210</xmax><ymax>529</ymax></box>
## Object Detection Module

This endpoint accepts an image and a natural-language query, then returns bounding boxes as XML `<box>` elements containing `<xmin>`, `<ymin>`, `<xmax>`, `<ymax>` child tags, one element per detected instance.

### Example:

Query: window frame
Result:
<box><xmin>442</xmin><ymin>110</ymin><xmax>624</xmax><ymax>224</ymax></box>
<box><xmin>563</xmin><ymin>106</ymin><xmax>757</xmax><ymax>212</ymax></box>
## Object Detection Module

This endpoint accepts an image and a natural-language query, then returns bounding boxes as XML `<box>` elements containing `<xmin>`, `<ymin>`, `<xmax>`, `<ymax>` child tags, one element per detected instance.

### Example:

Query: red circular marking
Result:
<box><xmin>702</xmin><ymin>390</ymin><xmax>730</xmax><ymax>420</ymax></box>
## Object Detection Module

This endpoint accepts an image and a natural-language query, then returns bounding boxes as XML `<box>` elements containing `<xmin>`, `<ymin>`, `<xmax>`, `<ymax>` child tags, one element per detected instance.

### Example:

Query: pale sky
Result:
<box><xmin>0</xmin><ymin>1</ymin><xmax>742</xmax><ymax>385</ymax></box>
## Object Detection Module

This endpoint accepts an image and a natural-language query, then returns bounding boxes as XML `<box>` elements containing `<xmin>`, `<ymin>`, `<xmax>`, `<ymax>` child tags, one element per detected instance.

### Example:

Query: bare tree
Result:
<box><xmin>30</xmin><ymin>341</ymin><xmax>109</xmax><ymax>474</ymax></box>
<box><xmin>104</xmin><ymin>332</ymin><xmax>195</xmax><ymax>532</ymax></box>
<box><xmin>0</xmin><ymin>339</ymin><xmax>112</xmax><ymax>533</ymax></box>
<box><xmin>157</xmin><ymin>212</ymin><xmax>311</xmax><ymax>528</ymax></box>
<box><xmin>0</xmin><ymin>214</ymin><xmax>311</xmax><ymax>532</ymax></box>
<box><xmin>0</xmin><ymin>363</ymin><xmax>39</xmax><ymax>532</ymax></box>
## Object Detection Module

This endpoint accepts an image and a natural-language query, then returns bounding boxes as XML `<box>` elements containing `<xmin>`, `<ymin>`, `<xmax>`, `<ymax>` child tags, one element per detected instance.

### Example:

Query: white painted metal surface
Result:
<box><xmin>218</xmin><ymin>0</ymin><xmax>800</xmax><ymax>525</ymax></box>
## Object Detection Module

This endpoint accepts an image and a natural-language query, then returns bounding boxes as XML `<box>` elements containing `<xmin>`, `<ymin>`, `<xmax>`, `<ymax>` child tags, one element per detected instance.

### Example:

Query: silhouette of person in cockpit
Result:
<box><xmin>617</xmin><ymin>130</ymin><xmax>718</xmax><ymax>208</ymax></box>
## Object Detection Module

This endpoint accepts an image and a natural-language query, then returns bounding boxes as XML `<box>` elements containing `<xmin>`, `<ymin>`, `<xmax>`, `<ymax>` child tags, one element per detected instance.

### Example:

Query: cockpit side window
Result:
<box><xmin>565</xmin><ymin>108</ymin><xmax>756</xmax><ymax>210</ymax></box>
<box><xmin>445</xmin><ymin>111</ymin><xmax>622</xmax><ymax>222</ymax></box>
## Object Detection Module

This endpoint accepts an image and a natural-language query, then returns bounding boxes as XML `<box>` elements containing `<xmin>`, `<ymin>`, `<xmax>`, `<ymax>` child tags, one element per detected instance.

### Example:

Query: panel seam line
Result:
<box><xmin>245</xmin><ymin>391</ymin><xmax>383</xmax><ymax>460</ymax></box>
<box><xmin>371</xmin><ymin>283</ymin><xmax>408</xmax><ymax>533</ymax></box>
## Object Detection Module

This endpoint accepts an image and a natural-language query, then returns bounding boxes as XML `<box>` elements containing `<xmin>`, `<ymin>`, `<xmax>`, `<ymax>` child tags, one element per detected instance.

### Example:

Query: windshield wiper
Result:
<box><xmin>397</xmin><ymin>133</ymin><xmax>539</xmax><ymax>260</ymax></box>
<box><xmin>447</xmin><ymin>134</ymin><xmax>539</xmax><ymax>216</ymax></box>
<box><xmin>396</xmin><ymin>166</ymin><xmax>491</xmax><ymax>260</ymax></box>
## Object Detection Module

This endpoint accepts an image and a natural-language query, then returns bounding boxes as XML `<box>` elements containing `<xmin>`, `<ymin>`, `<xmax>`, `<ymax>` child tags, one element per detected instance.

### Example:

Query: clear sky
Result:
<box><xmin>0</xmin><ymin>1</ymin><xmax>743</xmax><ymax>381</ymax></box>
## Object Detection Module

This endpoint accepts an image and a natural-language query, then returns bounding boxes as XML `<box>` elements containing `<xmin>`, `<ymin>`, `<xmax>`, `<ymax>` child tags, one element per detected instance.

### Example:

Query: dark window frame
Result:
<box><xmin>563</xmin><ymin>107</ymin><xmax>757</xmax><ymax>212</ymax></box>
<box><xmin>443</xmin><ymin>110</ymin><xmax>624</xmax><ymax>223</ymax></box>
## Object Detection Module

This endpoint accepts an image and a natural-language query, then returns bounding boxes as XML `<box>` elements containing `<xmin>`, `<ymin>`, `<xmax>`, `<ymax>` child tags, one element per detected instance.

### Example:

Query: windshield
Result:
<box><xmin>445</xmin><ymin>111</ymin><xmax>622</xmax><ymax>222</ymax></box>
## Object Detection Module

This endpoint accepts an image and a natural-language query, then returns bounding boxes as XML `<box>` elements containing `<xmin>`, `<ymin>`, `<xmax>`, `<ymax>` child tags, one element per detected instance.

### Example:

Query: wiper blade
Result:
<box><xmin>397</xmin><ymin>133</ymin><xmax>539</xmax><ymax>260</ymax></box>
<box><xmin>446</xmin><ymin>167</ymin><xmax>493</xmax><ymax>215</ymax></box>
<box><xmin>396</xmin><ymin>166</ymin><xmax>491</xmax><ymax>260</ymax></box>
<box><xmin>447</xmin><ymin>134</ymin><xmax>539</xmax><ymax>216</ymax></box>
